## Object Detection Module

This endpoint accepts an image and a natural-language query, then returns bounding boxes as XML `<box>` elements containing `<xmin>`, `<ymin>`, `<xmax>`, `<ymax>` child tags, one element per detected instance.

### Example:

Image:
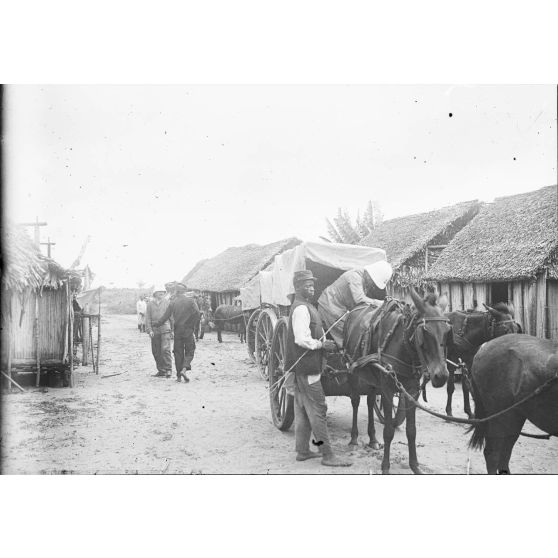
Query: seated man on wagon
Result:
<box><xmin>317</xmin><ymin>260</ymin><xmax>393</xmax><ymax>348</ymax></box>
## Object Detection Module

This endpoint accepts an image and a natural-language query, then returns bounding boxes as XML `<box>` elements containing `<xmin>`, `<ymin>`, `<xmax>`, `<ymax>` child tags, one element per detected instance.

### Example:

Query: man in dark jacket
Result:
<box><xmin>285</xmin><ymin>270</ymin><xmax>352</xmax><ymax>467</ymax></box>
<box><xmin>155</xmin><ymin>282</ymin><xmax>200</xmax><ymax>383</ymax></box>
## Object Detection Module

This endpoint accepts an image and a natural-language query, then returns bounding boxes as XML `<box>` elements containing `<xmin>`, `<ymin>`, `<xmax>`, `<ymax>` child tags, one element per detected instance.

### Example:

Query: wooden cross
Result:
<box><xmin>40</xmin><ymin>237</ymin><xmax>56</xmax><ymax>257</ymax></box>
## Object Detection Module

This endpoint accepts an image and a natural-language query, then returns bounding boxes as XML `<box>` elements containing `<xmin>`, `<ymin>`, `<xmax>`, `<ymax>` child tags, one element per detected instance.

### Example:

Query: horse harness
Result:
<box><xmin>343</xmin><ymin>298</ymin><xmax>451</xmax><ymax>387</ymax></box>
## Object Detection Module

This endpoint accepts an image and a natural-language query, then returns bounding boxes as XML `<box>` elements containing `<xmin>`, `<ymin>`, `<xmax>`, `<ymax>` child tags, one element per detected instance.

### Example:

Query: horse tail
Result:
<box><xmin>468</xmin><ymin>379</ymin><xmax>487</xmax><ymax>450</ymax></box>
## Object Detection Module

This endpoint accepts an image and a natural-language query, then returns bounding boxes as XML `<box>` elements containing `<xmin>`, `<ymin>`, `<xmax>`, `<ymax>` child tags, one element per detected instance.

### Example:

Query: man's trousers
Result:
<box><xmin>173</xmin><ymin>329</ymin><xmax>196</xmax><ymax>374</ymax></box>
<box><xmin>294</xmin><ymin>374</ymin><xmax>333</xmax><ymax>457</ymax></box>
<box><xmin>151</xmin><ymin>332</ymin><xmax>172</xmax><ymax>374</ymax></box>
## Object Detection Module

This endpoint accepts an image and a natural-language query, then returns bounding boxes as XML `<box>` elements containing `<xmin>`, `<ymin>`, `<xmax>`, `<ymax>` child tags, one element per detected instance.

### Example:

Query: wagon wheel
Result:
<box><xmin>255</xmin><ymin>307</ymin><xmax>277</xmax><ymax>380</ymax></box>
<box><xmin>246</xmin><ymin>309</ymin><xmax>260</xmax><ymax>363</ymax></box>
<box><xmin>374</xmin><ymin>393</ymin><xmax>406</xmax><ymax>427</ymax></box>
<box><xmin>269</xmin><ymin>317</ymin><xmax>294</xmax><ymax>430</ymax></box>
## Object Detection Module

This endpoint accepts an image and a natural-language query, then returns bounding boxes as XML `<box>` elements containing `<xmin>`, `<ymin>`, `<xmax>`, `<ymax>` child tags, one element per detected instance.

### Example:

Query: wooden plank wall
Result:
<box><xmin>7</xmin><ymin>287</ymin><xmax>69</xmax><ymax>362</ymax></box>
<box><xmin>547</xmin><ymin>280</ymin><xmax>558</xmax><ymax>340</ymax></box>
<box><xmin>512</xmin><ymin>281</ymin><xmax>523</xmax><ymax>329</ymax></box>
<box><xmin>536</xmin><ymin>272</ymin><xmax>547</xmax><ymax>338</ymax></box>
<box><xmin>473</xmin><ymin>283</ymin><xmax>488</xmax><ymax>309</ymax></box>
<box><xmin>462</xmin><ymin>283</ymin><xmax>475</xmax><ymax>310</ymax></box>
<box><xmin>450</xmin><ymin>283</ymin><xmax>463</xmax><ymax>311</ymax></box>
<box><xmin>523</xmin><ymin>280</ymin><xmax>537</xmax><ymax>335</ymax></box>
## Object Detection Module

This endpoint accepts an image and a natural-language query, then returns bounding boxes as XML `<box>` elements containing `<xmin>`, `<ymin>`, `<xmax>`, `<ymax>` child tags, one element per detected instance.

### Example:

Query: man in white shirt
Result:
<box><xmin>285</xmin><ymin>270</ymin><xmax>352</xmax><ymax>467</ymax></box>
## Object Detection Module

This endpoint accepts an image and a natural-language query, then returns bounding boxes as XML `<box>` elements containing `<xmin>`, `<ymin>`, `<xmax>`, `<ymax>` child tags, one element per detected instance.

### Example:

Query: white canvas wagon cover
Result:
<box><xmin>239</xmin><ymin>241</ymin><xmax>386</xmax><ymax>310</ymax></box>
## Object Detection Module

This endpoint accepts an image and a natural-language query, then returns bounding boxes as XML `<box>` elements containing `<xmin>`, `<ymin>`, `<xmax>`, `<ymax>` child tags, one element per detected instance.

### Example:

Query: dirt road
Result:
<box><xmin>2</xmin><ymin>314</ymin><xmax>557</xmax><ymax>474</ymax></box>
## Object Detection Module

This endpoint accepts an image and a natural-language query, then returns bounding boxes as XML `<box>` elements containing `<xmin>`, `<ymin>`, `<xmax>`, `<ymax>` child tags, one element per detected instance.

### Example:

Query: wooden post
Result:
<box><xmin>536</xmin><ymin>271</ymin><xmax>548</xmax><ymax>338</ymax></box>
<box><xmin>6</xmin><ymin>320</ymin><xmax>12</xmax><ymax>390</ymax></box>
<box><xmin>512</xmin><ymin>281</ymin><xmax>523</xmax><ymax>329</ymax></box>
<box><xmin>424</xmin><ymin>247</ymin><xmax>429</xmax><ymax>272</ymax></box>
<box><xmin>524</xmin><ymin>280</ymin><xmax>537</xmax><ymax>335</ymax></box>
<box><xmin>69</xmin><ymin>293</ymin><xmax>74</xmax><ymax>388</ymax></box>
<box><xmin>97</xmin><ymin>290</ymin><xmax>101</xmax><ymax>374</ymax></box>
<box><xmin>35</xmin><ymin>293</ymin><xmax>41</xmax><ymax>388</ymax></box>
<box><xmin>82</xmin><ymin>314</ymin><xmax>90</xmax><ymax>366</ymax></box>
<box><xmin>89</xmin><ymin>322</ymin><xmax>96</xmax><ymax>373</ymax></box>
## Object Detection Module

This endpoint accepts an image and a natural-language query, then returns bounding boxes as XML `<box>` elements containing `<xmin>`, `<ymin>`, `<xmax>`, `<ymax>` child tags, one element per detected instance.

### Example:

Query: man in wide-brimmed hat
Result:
<box><xmin>285</xmin><ymin>270</ymin><xmax>352</xmax><ymax>467</ymax></box>
<box><xmin>317</xmin><ymin>260</ymin><xmax>393</xmax><ymax>348</ymax></box>
<box><xmin>145</xmin><ymin>286</ymin><xmax>173</xmax><ymax>377</ymax></box>
<box><xmin>155</xmin><ymin>282</ymin><xmax>200</xmax><ymax>383</ymax></box>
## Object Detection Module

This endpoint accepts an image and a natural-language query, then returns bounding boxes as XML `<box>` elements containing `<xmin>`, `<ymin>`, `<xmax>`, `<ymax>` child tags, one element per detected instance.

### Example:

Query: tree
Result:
<box><xmin>325</xmin><ymin>201</ymin><xmax>384</xmax><ymax>244</ymax></box>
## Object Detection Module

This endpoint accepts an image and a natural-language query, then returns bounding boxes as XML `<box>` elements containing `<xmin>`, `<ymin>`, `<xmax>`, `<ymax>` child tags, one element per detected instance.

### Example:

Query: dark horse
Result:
<box><xmin>444</xmin><ymin>303</ymin><xmax>522</xmax><ymax>418</ymax></box>
<box><xmin>469</xmin><ymin>334</ymin><xmax>558</xmax><ymax>474</ymax></box>
<box><xmin>213</xmin><ymin>304</ymin><xmax>246</xmax><ymax>343</ymax></box>
<box><xmin>323</xmin><ymin>289</ymin><xmax>451</xmax><ymax>474</ymax></box>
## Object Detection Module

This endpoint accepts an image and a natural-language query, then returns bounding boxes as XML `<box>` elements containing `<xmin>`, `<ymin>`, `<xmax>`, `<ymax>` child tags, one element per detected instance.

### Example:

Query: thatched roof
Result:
<box><xmin>2</xmin><ymin>224</ymin><xmax>69</xmax><ymax>292</ymax></box>
<box><xmin>360</xmin><ymin>200</ymin><xmax>481</xmax><ymax>268</ymax></box>
<box><xmin>426</xmin><ymin>185</ymin><xmax>558</xmax><ymax>282</ymax></box>
<box><xmin>183</xmin><ymin>237</ymin><xmax>301</xmax><ymax>292</ymax></box>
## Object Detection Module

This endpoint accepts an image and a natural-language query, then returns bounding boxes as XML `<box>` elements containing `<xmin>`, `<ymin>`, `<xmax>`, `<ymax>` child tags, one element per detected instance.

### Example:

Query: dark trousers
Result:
<box><xmin>173</xmin><ymin>329</ymin><xmax>196</xmax><ymax>374</ymax></box>
<box><xmin>151</xmin><ymin>332</ymin><xmax>172</xmax><ymax>373</ymax></box>
<box><xmin>294</xmin><ymin>374</ymin><xmax>333</xmax><ymax>457</ymax></box>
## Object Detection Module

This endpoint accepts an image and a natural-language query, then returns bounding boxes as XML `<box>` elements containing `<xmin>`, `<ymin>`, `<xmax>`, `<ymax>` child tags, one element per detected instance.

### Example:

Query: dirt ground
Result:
<box><xmin>2</xmin><ymin>313</ymin><xmax>557</xmax><ymax>474</ymax></box>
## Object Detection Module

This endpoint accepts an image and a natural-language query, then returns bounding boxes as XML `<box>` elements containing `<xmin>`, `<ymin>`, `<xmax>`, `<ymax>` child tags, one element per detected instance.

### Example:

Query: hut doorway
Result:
<box><xmin>490</xmin><ymin>282</ymin><xmax>509</xmax><ymax>305</ymax></box>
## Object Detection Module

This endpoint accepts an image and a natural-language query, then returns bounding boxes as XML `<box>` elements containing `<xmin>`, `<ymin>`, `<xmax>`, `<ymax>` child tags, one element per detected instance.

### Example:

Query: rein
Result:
<box><xmin>377</xmin><ymin>361</ymin><xmax>558</xmax><ymax>431</ymax></box>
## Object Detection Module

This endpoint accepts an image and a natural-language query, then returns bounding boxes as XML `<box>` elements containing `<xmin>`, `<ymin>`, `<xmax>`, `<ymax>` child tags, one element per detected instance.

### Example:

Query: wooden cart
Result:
<box><xmin>239</xmin><ymin>241</ymin><xmax>406</xmax><ymax>430</ymax></box>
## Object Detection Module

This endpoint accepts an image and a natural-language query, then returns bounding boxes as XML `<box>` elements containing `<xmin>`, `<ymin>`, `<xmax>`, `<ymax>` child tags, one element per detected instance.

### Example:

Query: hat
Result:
<box><xmin>174</xmin><ymin>282</ymin><xmax>187</xmax><ymax>291</ymax></box>
<box><xmin>152</xmin><ymin>285</ymin><xmax>167</xmax><ymax>295</ymax></box>
<box><xmin>363</xmin><ymin>261</ymin><xmax>393</xmax><ymax>290</ymax></box>
<box><xmin>293</xmin><ymin>270</ymin><xmax>317</xmax><ymax>285</ymax></box>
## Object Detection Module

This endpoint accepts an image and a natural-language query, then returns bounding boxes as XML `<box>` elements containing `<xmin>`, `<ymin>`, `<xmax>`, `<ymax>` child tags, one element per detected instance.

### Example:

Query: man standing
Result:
<box><xmin>136</xmin><ymin>295</ymin><xmax>147</xmax><ymax>332</ymax></box>
<box><xmin>145</xmin><ymin>286</ymin><xmax>173</xmax><ymax>378</ymax></box>
<box><xmin>317</xmin><ymin>260</ymin><xmax>393</xmax><ymax>348</ymax></box>
<box><xmin>285</xmin><ymin>270</ymin><xmax>352</xmax><ymax>467</ymax></box>
<box><xmin>155</xmin><ymin>282</ymin><xmax>200</xmax><ymax>383</ymax></box>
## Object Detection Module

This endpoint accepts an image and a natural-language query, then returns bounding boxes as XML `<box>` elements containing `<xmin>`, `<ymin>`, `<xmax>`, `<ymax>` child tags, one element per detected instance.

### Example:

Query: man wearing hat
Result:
<box><xmin>155</xmin><ymin>282</ymin><xmax>200</xmax><ymax>382</ymax></box>
<box><xmin>317</xmin><ymin>260</ymin><xmax>393</xmax><ymax>348</ymax></box>
<box><xmin>285</xmin><ymin>270</ymin><xmax>352</xmax><ymax>467</ymax></box>
<box><xmin>145</xmin><ymin>286</ymin><xmax>173</xmax><ymax>377</ymax></box>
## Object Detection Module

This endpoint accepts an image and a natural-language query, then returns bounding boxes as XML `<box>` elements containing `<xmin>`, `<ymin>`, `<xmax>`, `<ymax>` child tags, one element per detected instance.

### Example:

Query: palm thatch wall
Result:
<box><xmin>426</xmin><ymin>185</ymin><xmax>558</xmax><ymax>339</ymax></box>
<box><xmin>2</xmin><ymin>224</ymin><xmax>73</xmax><ymax>381</ymax></box>
<box><xmin>360</xmin><ymin>200</ymin><xmax>481</xmax><ymax>300</ymax></box>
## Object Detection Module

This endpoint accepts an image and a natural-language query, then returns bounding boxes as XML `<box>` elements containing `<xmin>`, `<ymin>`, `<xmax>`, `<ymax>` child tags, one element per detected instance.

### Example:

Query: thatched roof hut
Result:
<box><xmin>2</xmin><ymin>223</ymin><xmax>75</xmax><ymax>386</ymax></box>
<box><xmin>182</xmin><ymin>237</ymin><xmax>301</xmax><ymax>306</ymax></box>
<box><xmin>360</xmin><ymin>200</ymin><xmax>481</xmax><ymax>268</ymax></box>
<box><xmin>359</xmin><ymin>200</ymin><xmax>481</xmax><ymax>295</ymax></box>
<box><xmin>426</xmin><ymin>185</ymin><xmax>558</xmax><ymax>282</ymax></box>
<box><xmin>2</xmin><ymin>223</ymin><xmax>69</xmax><ymax>292</ymax></box>
<box><xmin>425</xmin><ymin>185</ymin><xmax>558</xmax><ymax>340</ymax></box>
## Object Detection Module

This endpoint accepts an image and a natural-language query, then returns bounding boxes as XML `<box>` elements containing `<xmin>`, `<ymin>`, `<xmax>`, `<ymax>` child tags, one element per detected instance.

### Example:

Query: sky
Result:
<box><xmin>4</xmin><ymin>85</ymin><xmax>557</xmax><ymax>288</ymax></box>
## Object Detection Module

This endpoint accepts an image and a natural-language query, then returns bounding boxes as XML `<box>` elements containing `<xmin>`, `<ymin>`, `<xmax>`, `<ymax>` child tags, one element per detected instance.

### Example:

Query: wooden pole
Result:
<box><xmin>68</xmin><ymin>283</ymin><xmax>74</xmax><ymax>388</ymax></box>
<box><xmin>82</xmin><ymin>314</ymin><xmax>90</xmax><ymax>366</ymax></box>
<box><xmin>35</xmin><ymin>293</ymin><xmax>41</xmax><ymax>388</ymax></box>
<box><xmin>97</xmin><ymin>290</ymin><xmax>101</xmax><ymax>374</ymax></box>
<box><xmin>89</xmin><ymin>322</ymin><xmax>96</xmax><ymax>373</ymax></box>
<box><xmin>1</xmin><ymin>371</ymin><xmax>26</xmax><ymax>393</ymax></box>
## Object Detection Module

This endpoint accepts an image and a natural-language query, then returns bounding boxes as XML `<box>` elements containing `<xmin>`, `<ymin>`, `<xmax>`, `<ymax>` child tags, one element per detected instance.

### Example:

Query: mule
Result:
<box><xmin>213</xmin><ymin>304</ymin><xmax>247</xmax><ymax>343</ymax></box>
<box><xmin>444</xmin><ymin>303</ymin><xmax>522</xmax><ymax>418</ymax></box>
<box><xmin>323</xmin><ymin>289</ymin><xmax>451</xmax><ymax>474</ymax></box>
<box><xmin>469</xmin><ymin>334</ymin><xmax>558</xmax><ymax>474</ymax></box>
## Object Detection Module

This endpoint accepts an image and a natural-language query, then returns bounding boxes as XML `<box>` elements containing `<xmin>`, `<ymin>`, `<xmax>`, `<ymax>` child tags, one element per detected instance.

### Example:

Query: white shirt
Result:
<box><xmin>136</xmin><ymin>300</ymin><xmax>147</xmax><ymax>314</ymax></box>
<box><xmin>291</xmin><ymin>304</ymin><xmax>323</xmax><ymax>384</ymax></box>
